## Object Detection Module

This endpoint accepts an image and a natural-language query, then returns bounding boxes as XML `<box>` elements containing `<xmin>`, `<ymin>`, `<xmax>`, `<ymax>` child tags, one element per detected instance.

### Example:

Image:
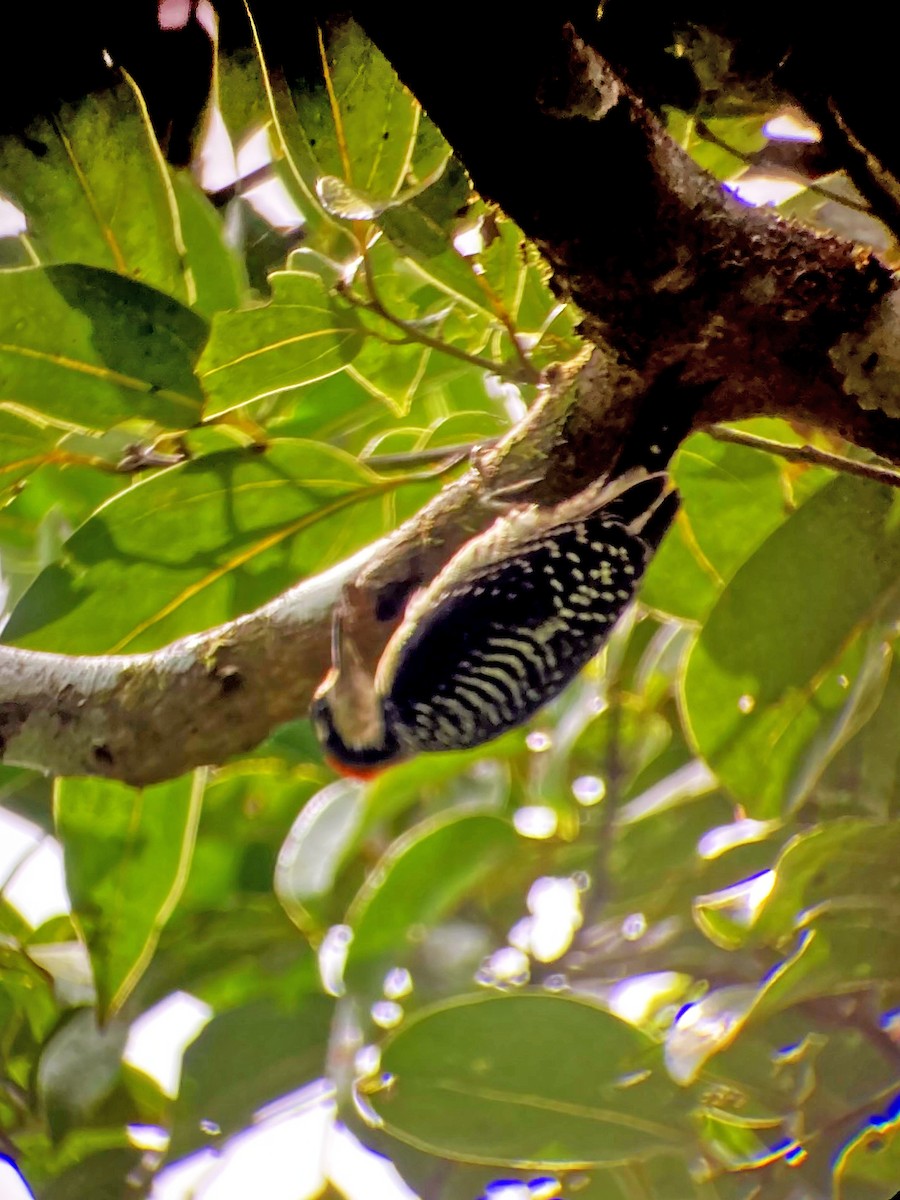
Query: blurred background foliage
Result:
<box><xmin>0</xmin><ymin>8</ymin><xmax>899</xmax><ymax>1200</ymax></box>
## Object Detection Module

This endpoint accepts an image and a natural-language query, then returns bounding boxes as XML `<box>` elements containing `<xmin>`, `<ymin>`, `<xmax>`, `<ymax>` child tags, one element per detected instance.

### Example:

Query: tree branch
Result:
<box><xmin>347</xmin><ymin>12</ymin><xmax>900</xmax><ymax>464</ymax></box>
<box><xmin>0</xmin><ymin>357</ymin><xmax>619</xmax><ymax>784</ymax></box>
<box><xmin>5</xmin><ymin>10</ymin><xmax>900</xmax><ymax>784</ymax></box>
<box><xmin>707</xmin><ymin>425</ymin><xmax>900</xmax><ymax>489</ymax></box>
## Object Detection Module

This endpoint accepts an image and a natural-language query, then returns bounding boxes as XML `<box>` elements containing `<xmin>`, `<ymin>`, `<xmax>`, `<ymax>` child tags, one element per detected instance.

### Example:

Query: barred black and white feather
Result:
<box><xmin>311</xmin><ymin>470</ymin><xmax>678</xmax><ymax>773</ymax></box>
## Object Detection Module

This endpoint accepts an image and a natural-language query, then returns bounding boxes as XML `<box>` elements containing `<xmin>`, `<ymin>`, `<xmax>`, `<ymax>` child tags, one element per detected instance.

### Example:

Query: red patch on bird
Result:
<box><xmin>325</xmin><ymin>756</ymin><xmax>384</xmax><ymax>781</ymax></box>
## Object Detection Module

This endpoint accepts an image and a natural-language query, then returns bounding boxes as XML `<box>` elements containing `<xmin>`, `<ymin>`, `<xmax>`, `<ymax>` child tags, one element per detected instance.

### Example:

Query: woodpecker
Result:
<box><xmin>310</xmin><ymin>467</ymin><xmax>679</xmax><ymax>776</ymax></box>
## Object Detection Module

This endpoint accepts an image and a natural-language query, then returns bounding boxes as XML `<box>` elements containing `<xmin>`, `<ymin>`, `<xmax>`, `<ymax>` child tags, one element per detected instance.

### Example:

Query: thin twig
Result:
<box><xmin>708</xmin><ymin>424</ymin><xmax>900</xmax><ymax>488</ymax></box>
<box><xmin>363</xmin><ymin>438</ymin><xmax>497</xmax><ymax>469</ymax></box>
<box><xmin>466</xmin><ymin>225</ymin><xmax>541</xmax><ymax>381</ymax></box>
<box><xmin>345</xmin><ymin>259</ymin><xmax>541</xmax><ymax>385</ymax></box>
<box><xmin>207</xmin><ymin>161</ymin><xmax>279</xmax><ymax>206</ymax></box>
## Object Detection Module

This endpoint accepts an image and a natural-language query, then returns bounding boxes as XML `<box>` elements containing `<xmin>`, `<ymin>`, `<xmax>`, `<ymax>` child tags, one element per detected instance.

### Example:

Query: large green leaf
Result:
<box><xmin>218</xmin><ymin>16</ymin><xmax>445</xmax><ymax>262</ymax></box>
<box><xmin>0</xmin><ymin>71</ymin><xmax>190</xmax><ymax>300</ymax></box>
<box><xmin>682</xmin><ymin>476</ymin><xmax>900</xmax><ymax>817</ymax></box>
<box><xmin>0</xmin><ymin>264</ymin><xmax>206</xmax><ymax>430</ymax></box>
<box><xmin>199</xmin><ymin>271</ymin><xmax>364</xmax><ymax>417</ymax></box>
<box><xmin>344</xmin><ymin>811</ymin><xmax>519</xmax><ymax>992</ymax></box>
<box><xmin>167</xmin><ymin>995</ymin><xmax>333</xmax><ymax>1160</ymax></box>
<box><xmin>54</xmin><ymin>771</ymin><xmax>205</xmax><ymax>1018</ymax></box>
<box><xmin>2</xmin><ymin>440</ymin><xmax>406</xmax><ymax>654</ymax></box>
<box><xmin>642</xmin><ymin>428</ymin><xmax>820</xmax><ymax>622</ymax></box>
<box><xmin>370</xmin><ymin>993</ymin><xmax>689</xmax><ymax>1167</ymax></box>
<box><xmin>216</xmin><ymin>50</ymin><xmax>352</xmax><ymax>261</ymax></box>
<box><xmin>296</xmin><ymin>18</ymin><xmax>421</xmax><ymax>201</ymax></box>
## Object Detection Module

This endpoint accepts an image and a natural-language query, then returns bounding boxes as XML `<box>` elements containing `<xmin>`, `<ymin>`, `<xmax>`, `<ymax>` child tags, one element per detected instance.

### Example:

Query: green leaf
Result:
<box><xmin>370</xmin><ymin>993</ymin><xmax>688</xmax><ymax>1166</ymax></box>
<box><xmin>682</xmin><ymin>476</ymin><xmax>900</xmax><ymax>816</ymax></box>
<box><xmin>263</xmin><ymin>361</ymin><xmax>389</xmax><ymax>443</ymax></box>
<box><xmin>54</xmin><ymin>771</ymin><xmax>205</xmax><ymax>1018</ymax></box>
<box><xmin>39</xmin><ymin>1148</ymin><xmax>143</xmax><ymax>1200</ymax></box>
<box><xmin>747</xmin><ymin>817</ymin><xmax>900</xmax><ymax>945</ymax></box>
<box><xmin>294</xmin><ymin>18</ymin><xmax>420</xmax><ymax>204</ymax></box>
<box><xmin>275</xmin><ymin>778</ymin><xmax>367</xmax><ymax>936</ymax></box>
<box><xmin>36</xmin><ymin>1008</ymin><xmax>129</xmax><ymax>1140</ymax></box>
<box><xmin>0</xmin><ymin>406</ymin><xmax>65</xmax><ymax>498</ymax></box>
<box><xmin>815</xmin><ymin>647</ymin><xmax>900</xmax><ymax>819</ymax></box>
<box><xmin>0</xmin><ymin>264</ymin><xmax>206</xmax><ymax>430</ymax></box>
<box><xmin>0</xmin><ymin>935</ymin><xmax>59</xmax><ymax>1048</ymax></box>
<box><xmin>348</xmin><ymin>328</ymin><xmax>430</xmax><ymax>416</ymax></box>
<box><xmin>380</xmin><ymin>156</ymin><xmax>472</xmax><ymax>259</ymax></box>
<box><xmin>199</xmin><ymin>271</ymin><xmax>364</xmax><ymax>417</ymax></box>
<box><xmin>669</xmin><ymin>910</ymin><xmax>900</xmax><ymax>1086</ymax></box>
<box><xmin>2</xmin><ymin>440</ymin><xmax>401</xmax><ymax>654</ymax></box>
<box><xmin>834</xmin><ymin>1098</ymin><xmax>900</xmax><ymax>1199</ymax></box>
<box><xmin>341</xmin><ymin>234</ymin><xmax>484</xmax><ymax>413</ymax></box>
<box><xmin>344</xmin><ymin>811</ymin><xmax>519</xmax><ymax>991</ymax></box>
<box><xmin>642</xmin><ymin>429</ymin><xmax>809</xmax><ymax>622</ymax></box>
<box><xmin>216</xmin><ymin>49</ymin><xmax>353</xmax><ymax>261</ymax></box>
<box><xmin>672</xmin><ymin>113</ymin><xmax>768</xmax><ymax>182</ymax></box>
<box><xmin>476</xmin><ymin>213</ymin><xmax>577</xmax><ymax>359</ymax></box>
<box><xmin>171</xmin><ymin>170</ymin><xmax>248</xmax><ymax>318</ymax></box>
<box><xmin>694</xmin><ymin>816</ymin><xmax>900</xmax><ymax>976</ymax></box>
<box><xmin>760</xmin><ymin>917</ymin><xmax>900</xmax><ymax>1008</ymax></box>
<box><xmin>0</xmin><ymin>71</ymin><xmax>190</xmax><ymax>300</ymax></box>
<box><xmin>167</xmin><ymin>995</ymin><xmax>333</xmax><ymax>1160</ymax></box>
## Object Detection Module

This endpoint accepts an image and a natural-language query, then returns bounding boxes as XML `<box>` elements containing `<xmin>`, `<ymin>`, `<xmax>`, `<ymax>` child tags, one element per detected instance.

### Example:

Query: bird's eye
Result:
<box><xmin>309</xmin><ymin>700</ymin><xmax>330</xmax><ymax>738</ymax></box>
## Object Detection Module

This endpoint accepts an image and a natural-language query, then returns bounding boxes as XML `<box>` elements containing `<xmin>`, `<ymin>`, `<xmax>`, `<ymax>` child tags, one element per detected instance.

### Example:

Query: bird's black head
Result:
<box><xmin>309</xmin><ymin>692</ymin><xmax>404</xmax><ymax>778</ymax></box>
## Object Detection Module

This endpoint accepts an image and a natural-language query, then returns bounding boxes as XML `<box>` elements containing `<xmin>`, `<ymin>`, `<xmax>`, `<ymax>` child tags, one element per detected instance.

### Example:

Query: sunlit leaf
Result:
<box><xmin>380</xmin><ymin>156</ymin><xmax>472</xmax><ymax>265</ymax></box>
<box><xmin>0</xmin><ymin>70</ymin><xmax>190</xmax><ymax>300</ymax></box>
<box><xmin>199</xmin><ymin>270</ymin><xmax>364</xmax><ymax>417</ymax></box>
<box><xmin>172</xmin><ymin>170</ymin><xmax>248</xmax><ymax>317</ymax></box>
<box><xmin>669</xmin><ymin>113</ymin><xmax>768</xmax><ymax>182</ymax></box>
<box><xmin>294</xmin><ymin>18</ymin><xmax>420</xmax><ymax>202</ymax></box>
<box><xmin>0</xmin><ymin>264</ymin><xmax>206</xmax><ymax>430</ymax></box>
<box><xmin>2</xmin><ymin>440</ymin><xmax>408</xmax><ymax>653</ymax></box>
<box><xmin>0</xmin><ymin>406</ymin><xmax>68</xmax><ymax>500</ymax></box>
<box><xmin>348</xmin><ymin>330</ymin><xmax>430</xmax><ymax>415</ymax></box>
<box><xmin>54</xmin><ymin>771</ymin><xmax>205</xmax><ymax>1018</ymax></box>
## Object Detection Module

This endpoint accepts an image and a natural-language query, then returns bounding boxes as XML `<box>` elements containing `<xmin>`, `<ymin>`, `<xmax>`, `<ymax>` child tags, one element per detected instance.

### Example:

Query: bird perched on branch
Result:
<box><xmin>311</xmin><ymin>461</ymin><xmax>679</xmax><ymax>777</ymax></box>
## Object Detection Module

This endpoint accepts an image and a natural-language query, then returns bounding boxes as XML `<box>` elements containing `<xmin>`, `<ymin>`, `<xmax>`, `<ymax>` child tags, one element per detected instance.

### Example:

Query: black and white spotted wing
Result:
<box><xmin>384</xmin><ymin>514</ymin><xmax>656</xmax><ymax>753</ymax></box>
